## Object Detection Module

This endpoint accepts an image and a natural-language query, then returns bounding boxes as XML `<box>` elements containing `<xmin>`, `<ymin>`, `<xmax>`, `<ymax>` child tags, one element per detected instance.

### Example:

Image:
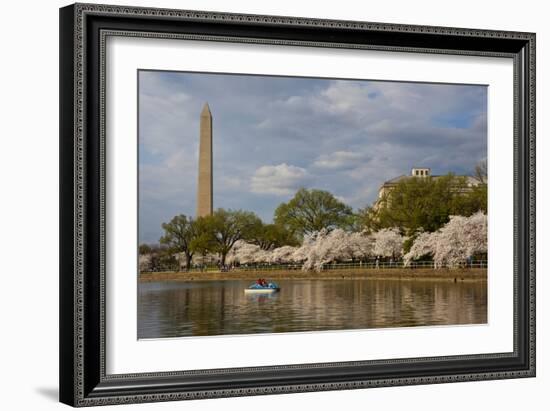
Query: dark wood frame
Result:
<box><xmin>59</xmin><ymin>3</ymin><xmax>536</xmax><ymax>407</ymax></box>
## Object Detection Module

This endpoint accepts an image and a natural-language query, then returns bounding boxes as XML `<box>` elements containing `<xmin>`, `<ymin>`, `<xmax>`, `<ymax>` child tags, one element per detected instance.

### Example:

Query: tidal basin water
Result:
<box><xmin>138</xmin><ymin>279</ymin><xmax>487</xmax><ymax>339</ymax></box>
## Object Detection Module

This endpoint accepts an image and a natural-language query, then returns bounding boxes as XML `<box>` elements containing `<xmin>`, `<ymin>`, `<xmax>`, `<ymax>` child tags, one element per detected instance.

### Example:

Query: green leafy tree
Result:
<box><xmin>159</xmin><ymin>214</ymin><xmax>199</xmax><ymax>271</ymax></box>
<box><xmin>377</xmin><ymin>174</ymin><xmax>459</xmax><ymax>234</ymax></box>
<box><xmin>206</xmin><ymin>209</ymin><xmax>261</xmax><ymax>266</ymax></box>
<box><xmin>355</xmin><ymin>206</ymin><xmax>379</xmax><ymax>234</ymax></box>
<box><xmin>473</xmin><ymin>159</ymin><xmax>488</xmax><ymax>184</ymax></box>
<box><xmin>188</xmin><ymin>216</ymin><xmax>217</xmax><ymax>265</ymax></box>
<box><xmin>138</xmin><ymin>243</ymin><xmax>152</xmax><ymax>255</ymax></box>
<box><xmin>146</xmin><ymin>244</ymin><xmax>178</xmax><ymax>272</ymax></box>
<box><xmin>366</xmin><ymin>174</ymin><xmax>486</xmax><ymax>236</ymax></box>
<box><xmin>452</xmin><ymin>184</ymin><xmax>487</xmax><ymax>216</ymax></box>
<box><xmin>274</xmin><ymin>188</ymin><xmax>354</xmax><ymax>237</ymax></box>
<box><xmin>249</xmin><ymin>222</ymin><xmax>299</xmax><ymax>250</ymax></box>
<box><xmin>458</xmin><ymin>160</ymin><xmax>488</xmax><ymax>215</ymax></box>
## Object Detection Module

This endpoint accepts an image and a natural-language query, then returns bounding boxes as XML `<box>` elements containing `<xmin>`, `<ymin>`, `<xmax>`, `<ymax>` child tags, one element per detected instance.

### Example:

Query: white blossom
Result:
<box><xmin>404</xmin><ymin>231</ymin><xmax>436</xmax><ymax>265</ymax></box>
<box><xmin>372</xmin><ymin>228</ymin><xmax>404</xmax><ymax>258</ymax></box>
<box><xmin>289</xmin><ymin>232</ymin><xmax>317</xmax><ymax>263</ymax></box>
<box><xmin>213</xmin><ymin>212</ymin><xmax>486</xmax><ymax>271</ymax></box>
<box><xmin>226</xmin><ymin>240</ymin><xmax>269</xmax><ymax>264</ymax></box>
<box><xmin>139</xmin><ymin>254</ymin><xmax>151</xmax><ymax>272</ymax></box>
<box><xmin>302</xmin><ymin>229</ymin><xmax>374</xmax><ymax>272</ymax></box>
<box><xmin>404</xmin><ymin>212</ymin><xmax>487</xmax><ymax>268</ymax></box>
<box><xmin>269</xmin><ymin>245</ymin><xmax>299</xmax><ymax>264</ymax></box>
<box><xmin>348</xmin><ymin>231</ymin><xmax>375</xmax><ymax>261</ymax></box>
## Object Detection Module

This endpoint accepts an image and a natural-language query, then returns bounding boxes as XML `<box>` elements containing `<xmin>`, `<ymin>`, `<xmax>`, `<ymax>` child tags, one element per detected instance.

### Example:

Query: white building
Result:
<box><xmin>377</xmin><ymin>167</ymin><xmax>481</xmax><ymax>200</ymax></box>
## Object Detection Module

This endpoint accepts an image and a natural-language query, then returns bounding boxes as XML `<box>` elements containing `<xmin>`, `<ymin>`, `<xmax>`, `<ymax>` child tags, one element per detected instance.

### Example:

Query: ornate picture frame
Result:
<box><xmin>59</xmin><ymin>3</ymin><xmax>535</xmax><ymax>407</ymax></box>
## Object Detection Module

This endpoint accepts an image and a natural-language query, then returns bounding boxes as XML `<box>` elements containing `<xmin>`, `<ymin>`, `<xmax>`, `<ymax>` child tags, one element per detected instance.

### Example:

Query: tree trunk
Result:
<box><xmin>185</xmin><ymin>253</ymin><xmax>192</xmax><ymax>272</ymax></box>
<box><xmin>220</xmin><ymin>252</ymin><xmax>227</xmax><ymax>267</ymax></box>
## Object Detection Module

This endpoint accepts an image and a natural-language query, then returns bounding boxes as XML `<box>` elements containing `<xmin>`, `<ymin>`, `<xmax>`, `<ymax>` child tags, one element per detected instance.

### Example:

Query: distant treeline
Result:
<box><xmin>140</xmin><ymin>163</ymin><xmax>487</xmax><ymax>272</ymax></box>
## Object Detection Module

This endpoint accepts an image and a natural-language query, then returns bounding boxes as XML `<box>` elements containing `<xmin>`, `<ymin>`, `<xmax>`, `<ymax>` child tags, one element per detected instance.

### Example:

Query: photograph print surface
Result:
<box><xmin>137</xmin><ymin>70</ymin><xmax>488</xmax><ymax>339</ymax></box>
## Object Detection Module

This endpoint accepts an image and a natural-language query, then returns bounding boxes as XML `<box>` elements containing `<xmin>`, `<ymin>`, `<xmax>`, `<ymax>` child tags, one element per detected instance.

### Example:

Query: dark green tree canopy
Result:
<box><xmin>138</xmin><ymin>243</ymin><xmax>152</xmax><ymax>255</ymax></box>
<box><xmin>249</xmin><ymin>222</ymin><xmax>299</xmax><ymax>250</ymax></box>
<box><xmin>151</xmin><ymin>164</ymin><xmax>487</xmax><ymax>271</ymax></box>
<box><xmin>204</xmin><ymin>208</ymin><xmax>261</xmax><ymax>265</ymax></box>
<box><xmin>159</xmin><ymin>214</ymin><xmax>200</xmax><ymax>271</ymax></box>
<box><xmin>360</xmin><ymin>173</ymin><xmax>487</xmax><ymax>236</ymax></box>
<box><xmin>274</xmin><ymin>188</ymin><xmax>354</xmax><ymax>237</ymax></box>
<box><xmin>188</xmin><ymin>216</ymin><xmax>217</xmax><ymax>258</ymax></box>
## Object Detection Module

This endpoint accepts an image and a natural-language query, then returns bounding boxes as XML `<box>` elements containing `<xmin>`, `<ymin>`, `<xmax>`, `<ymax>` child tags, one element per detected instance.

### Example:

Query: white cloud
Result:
<box><xmin>219</xmin><ymin>175</ymin><xmax>244</xmax><ymax>191</ymax></box>
<box><xmin>312</xmin><ymin>151</ymin><xmax>369</xmax><ymax>170</ymax></box>
<box><xmin>318</xmin><ymin>80</ymin><xmax>371</xmax><ymax>114</ymax></box>
<box><xmin>138</xmin><ymin>71</ymin><xmax>487</xmax><ymax>242</ymax></box>
<box><xmin>139</xmin><ymin>148</ymin><xmax>196</xmax><ymax>203</ymax></box>
<box><xmin>336</xmin><ymin>185</ymin><xmax>377</xmax><ymax>208</ymax></box>
<box><xmin>250</xmin><ymin>163</ymin><xmax>309</xmax><ymax>195</ymax></box>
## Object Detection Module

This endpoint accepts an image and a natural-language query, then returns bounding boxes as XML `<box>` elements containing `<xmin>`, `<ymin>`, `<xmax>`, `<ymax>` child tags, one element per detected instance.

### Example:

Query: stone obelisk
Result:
<box><xmin>196</xmin><ymin>103</ymin><xmax>213</xmax><ymax>217</ymax></box>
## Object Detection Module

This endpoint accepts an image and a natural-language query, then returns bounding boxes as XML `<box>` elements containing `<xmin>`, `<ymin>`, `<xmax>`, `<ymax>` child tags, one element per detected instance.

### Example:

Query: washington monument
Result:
<box><xmin>196</xmin><ymin>103</ymin><xmax>213</xmax><ymax>217</ymax></box>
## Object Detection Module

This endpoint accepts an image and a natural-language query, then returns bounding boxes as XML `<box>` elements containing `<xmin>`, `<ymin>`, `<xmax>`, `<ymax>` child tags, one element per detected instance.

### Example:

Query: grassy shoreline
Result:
<box><xmin>139</xmin><ymin>267</ymin><xmax>487</xmax><ymax>282</ymax></box>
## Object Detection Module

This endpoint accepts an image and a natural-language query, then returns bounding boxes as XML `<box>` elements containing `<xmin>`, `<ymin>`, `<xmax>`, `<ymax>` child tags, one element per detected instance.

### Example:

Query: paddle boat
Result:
<box><xmin>244</xmin><ymin>279</ymin><xmax>280</xmax><ymax>294</ymax></box>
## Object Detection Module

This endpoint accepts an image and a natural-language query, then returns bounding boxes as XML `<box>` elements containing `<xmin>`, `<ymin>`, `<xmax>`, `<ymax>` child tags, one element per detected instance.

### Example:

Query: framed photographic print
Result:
<box><xmin>59</xmin><ymin>3</ymin><xmax>536</xmax><ymax>407</ymax></box>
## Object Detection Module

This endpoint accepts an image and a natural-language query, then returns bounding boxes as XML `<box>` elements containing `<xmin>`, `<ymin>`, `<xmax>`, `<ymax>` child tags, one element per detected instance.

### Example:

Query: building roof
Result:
<box><xmin>382</xmin><ymin>175</ymin><xmax>408</xmax><ymax>185</ymax></box>
<box><xmin>381</xmin><ymin>174</ymin><xmax>480</xmax><ymax>187</ymax></box>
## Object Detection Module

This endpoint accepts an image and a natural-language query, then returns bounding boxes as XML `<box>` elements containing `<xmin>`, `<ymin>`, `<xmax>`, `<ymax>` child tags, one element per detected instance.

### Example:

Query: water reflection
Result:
<box><xmin>138</xmin><ymin>279</ymin><xmax>487</xmax><ymax>338</ymax></box>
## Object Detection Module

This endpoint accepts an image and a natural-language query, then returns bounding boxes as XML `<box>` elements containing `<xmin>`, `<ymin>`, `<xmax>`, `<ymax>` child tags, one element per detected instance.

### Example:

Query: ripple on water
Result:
<box><xmin>137</xmin><ymin>279</ymin><xmax>487</xmax><ymax>338</ymax></box>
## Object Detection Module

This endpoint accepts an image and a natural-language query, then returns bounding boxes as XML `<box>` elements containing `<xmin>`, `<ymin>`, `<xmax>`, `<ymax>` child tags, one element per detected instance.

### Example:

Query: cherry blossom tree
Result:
<box><xmin>226</xmin><ymin>240</ymin><xmax>270</xmax><ymax>265</ymax></box>
<box><xmin>404</xmin><ymin>211</ymin><xmax>487</xmax><ymax>268</ymax></box>
<box><xmin>372</xmin><ymin>228</ymin><xmax>404</xmax><ymax>258</ymax></box>
<box><xmin>289</xmin><ymin>232</ymin><xmax>317</xmax><ymax>263</ymax></box>
<box><xmin>403</xmin><ymin>231</ymin><xmax>436</xmax><ymax>265</ymax></box>
<box><xmin>301</xmin><ymin>229</ymin><xmax>374</xmax><ymax>272</ymax></box>
<box><xmin>269</xmin><ymin>245</ymin><xmax>299</xmax><ymax>264</ymax></box>
<box><xmin>139</xmin><ymin>254</ymin><xmax>151</xmax><ymax>272</ymax></box>
<box><xmin>301</xmin><ymin>229</ymin><xmax>331</xmax><ymax>271</ymax></box>
<box><xmin>347</xmin><ymin>231</ymin><xmax>375</xmax><ymax>261</ymax></box>
<box><xmin>219</xmin><ymin>213</ymin><xmax>485</xmax><ymax>272</ymax></box>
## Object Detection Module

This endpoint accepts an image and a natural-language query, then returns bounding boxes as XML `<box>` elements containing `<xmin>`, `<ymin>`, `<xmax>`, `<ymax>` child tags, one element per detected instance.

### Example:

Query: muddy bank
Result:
<box><xmin>139</xmin><ymin>268</ymin><xmax>487</xmax><ymax>282</ymax></box>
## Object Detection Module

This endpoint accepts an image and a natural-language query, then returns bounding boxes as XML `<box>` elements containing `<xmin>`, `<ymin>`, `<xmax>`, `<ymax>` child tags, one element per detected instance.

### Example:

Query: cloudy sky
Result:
<box><xmin>138</xmin><ymin>70</ymin><xmax>487</xmax><ymax>244</ymax></box>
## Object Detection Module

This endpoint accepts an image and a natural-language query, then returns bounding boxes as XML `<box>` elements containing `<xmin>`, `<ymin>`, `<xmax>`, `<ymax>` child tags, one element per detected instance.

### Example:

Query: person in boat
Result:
<box><xmin>256</xmin><ymin>278</ymin><xmax>268</xmax><ymax>287</ymax></box>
